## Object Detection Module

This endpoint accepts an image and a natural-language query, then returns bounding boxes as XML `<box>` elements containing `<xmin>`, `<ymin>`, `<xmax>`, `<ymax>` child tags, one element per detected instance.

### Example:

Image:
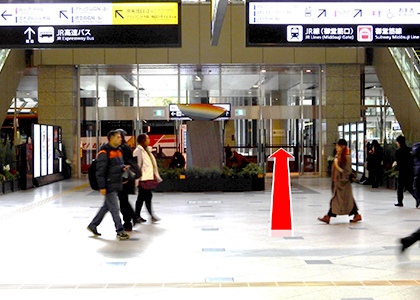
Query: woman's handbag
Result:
<box><xmin>349</xmin><ymin>169</ymin><xmax>357</xmax><ymax>183</ymax></box>
<box><xmin>139</xmin><ymin>179</ymin><xmax>159</xmax><ymax>190</ymax></box>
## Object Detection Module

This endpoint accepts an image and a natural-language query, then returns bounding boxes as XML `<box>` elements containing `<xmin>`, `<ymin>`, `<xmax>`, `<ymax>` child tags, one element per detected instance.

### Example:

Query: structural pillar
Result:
<box><xmin>37</xmin><ymin>65</ymin><xmax>79</xmax><ymax>178</ymax></box>
<box><xmin>323</xmin><ymin>64</ymin><xmax>362</xmax><ymax>176</ymax></box>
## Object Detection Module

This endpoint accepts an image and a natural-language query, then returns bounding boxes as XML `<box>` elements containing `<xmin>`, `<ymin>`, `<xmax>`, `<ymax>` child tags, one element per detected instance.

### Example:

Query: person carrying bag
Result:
<box><xmin>133</xmin><ymin>134</ymin><xmax>163</xmax><ymax>223</ymax></box>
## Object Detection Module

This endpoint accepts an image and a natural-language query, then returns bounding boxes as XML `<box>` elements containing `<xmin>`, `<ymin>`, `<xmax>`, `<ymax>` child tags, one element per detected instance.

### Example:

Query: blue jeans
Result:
<box><xmin>90</xmin><ymin>192</ymin><xmax>124</xmax><ymax>233</ymax></box>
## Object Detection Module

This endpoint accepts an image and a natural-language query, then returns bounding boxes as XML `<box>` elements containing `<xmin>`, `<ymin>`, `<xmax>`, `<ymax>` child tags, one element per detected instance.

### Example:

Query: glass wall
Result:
<box><xmin>79</xmin><ymin>64</ymin><xmax>322</xmax><ymax>174</ymax></box>
<box><xmin>364</xmin><ymin>66</ymin><xmax>402</xmax><ymax>144</ymax></box>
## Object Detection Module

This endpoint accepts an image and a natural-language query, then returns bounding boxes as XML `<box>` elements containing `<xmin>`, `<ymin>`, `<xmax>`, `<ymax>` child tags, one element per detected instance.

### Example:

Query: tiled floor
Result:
<box><xmin>0</xmin><ymin>177</ymin><xmax>420</xmax><ymax>299</ymax></box>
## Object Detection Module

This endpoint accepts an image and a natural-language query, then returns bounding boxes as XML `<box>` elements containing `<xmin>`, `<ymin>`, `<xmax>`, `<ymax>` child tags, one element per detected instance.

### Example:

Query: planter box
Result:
<box><xmin>155</xmin><ymin>176</ymin><xmax>265</xmax><ymax>192</ymax></box>
<box><xmin>12</xmin><ymin>179</ymin><xmax>20</xmax><ymax>192</ymax></box>
<box><xmin>3</xmin><ymin>180</ymin><xmax>13</xmax><ymax>194</ymax></box>
<box><xmin>384</xmin><ymin>176</ymin><xmax>398</xmax><ymax>190</ymax></box>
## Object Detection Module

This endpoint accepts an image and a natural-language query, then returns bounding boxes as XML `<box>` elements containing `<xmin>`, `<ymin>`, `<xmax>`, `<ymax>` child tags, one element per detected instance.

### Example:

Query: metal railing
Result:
<box><xmin>388</xmin><ymin>47</ymin><xmax>420</xmax><ymax>108</ymax></box>
<box><xmin>0</xmin><ymin>49</ymin><xmax>10</xmax><ymax>73</ymax></box>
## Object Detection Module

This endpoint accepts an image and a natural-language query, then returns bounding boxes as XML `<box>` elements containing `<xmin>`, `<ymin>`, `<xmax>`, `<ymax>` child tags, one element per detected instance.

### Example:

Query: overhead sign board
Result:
<box><xmin>247</xmin><ymin>0</ymin><xmax>420</xmax><ymax>46</ymax></box>
<box><xmin>0</xmin><ymin>1</ymin><xmax>181</xmax><ymax>48</ymax></box>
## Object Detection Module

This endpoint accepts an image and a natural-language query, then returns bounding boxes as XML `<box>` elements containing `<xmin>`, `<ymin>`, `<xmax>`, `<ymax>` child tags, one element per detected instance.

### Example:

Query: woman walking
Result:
<box><xmin>133</xmin><ymin>134</ymin><xmax>163</xmax><ymax>223</ymax></box>
<box><xmin>318</xmin><ymin>139</ymin><xmax>362</xmax><ymax>224</ymax></box>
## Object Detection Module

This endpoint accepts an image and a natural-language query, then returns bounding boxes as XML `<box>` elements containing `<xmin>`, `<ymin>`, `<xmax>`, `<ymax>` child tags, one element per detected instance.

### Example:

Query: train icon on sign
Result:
<box><xmin>38</xmin><ymin>27</ymin><xmax>55</xmax><ymax>43</ymax></box>
<box><xmin>287</xmin><ymin>25</ymin><xmax>303</xmax><ymax>42</ymax></box>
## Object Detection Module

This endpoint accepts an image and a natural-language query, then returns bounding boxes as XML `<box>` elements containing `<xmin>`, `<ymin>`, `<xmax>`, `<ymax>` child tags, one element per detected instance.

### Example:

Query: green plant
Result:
<box><xmin>239</xmin><ymin>163</ymin><xmax>264</xmax><ymax>176</ymax></box>
<box><xmin>384</xmin><ymin>166</ymin><xmax>399</xmax><ymax>178</ymax></box>
<box><xmin>2</xmin><ymin>164</ymin><xmax>19</xmax><ymax>180</ymax></box>
<box><xmin>160</xmin><ymin>163</ymin><xmax>264</xmax><ymax>180</ymax></box>
<box><xmin>159</xmin><ymin>167</ymin><xmax>185</xmax><ymax>180</ymax></box>
<box><xmin>185</xmin><ymin>167</ymin><xmax>223</xmax><ymax>179</ymax></box>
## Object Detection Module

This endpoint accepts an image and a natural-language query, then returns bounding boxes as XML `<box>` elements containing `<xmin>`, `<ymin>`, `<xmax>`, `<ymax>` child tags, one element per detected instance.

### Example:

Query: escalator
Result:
<box><xmin>373</xmin><ymin>47</ymin><xmax>420</xmax><ymax>142</ymax></box>
<box><xmin>0</xmin><ymin>49</ymin><xmax>26</xmax><ymax>127</ymax></box>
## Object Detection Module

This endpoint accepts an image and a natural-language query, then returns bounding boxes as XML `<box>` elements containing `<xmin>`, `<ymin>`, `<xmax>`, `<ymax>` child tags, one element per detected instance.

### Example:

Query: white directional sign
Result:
<box><xmin>0</xmin><ymin>1</ymin><xmax>181</xmax><ymax>48</ymax></box>
<box><xmin>0</xmin><ymin>3</ymin><xmax>178</xmax><ymax>26</ymax></box>
<box><xmin>249</xmin><ymin>2</ymin><xmax>420</xmax><ymax>25</ymax></box>
<box><xmin>247</xmin><ymin>0</ymin><xmax>420</xmax><ymax>47</ymax></box>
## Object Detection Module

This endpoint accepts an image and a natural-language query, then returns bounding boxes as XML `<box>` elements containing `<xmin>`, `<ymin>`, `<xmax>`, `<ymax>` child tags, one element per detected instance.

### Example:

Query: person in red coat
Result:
<box><xmin>225</xmin><ymin>147</ymin><xmax>249</xmax><ymax>169</ymax></box>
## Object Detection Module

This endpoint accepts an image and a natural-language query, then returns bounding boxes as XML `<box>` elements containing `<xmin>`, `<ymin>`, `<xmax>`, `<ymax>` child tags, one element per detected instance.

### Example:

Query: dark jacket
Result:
<box><xmin>413</xmin><ymin>143</ymin><xmax>420</xmax><ymax>174</ymax></box>
<box><xmin>395</xmin><ymin>146</ymin><xmax>413</xmax><ymax>176</ymax></box>
<box><xmin>96</xmin><ymin>143</ymin><xmax>125</xmax><ymax>193</ymax></box>
<box><xmin>119</xmin><ymin>143</ymin><xmax>135</xmax><ymax>165</ymax></box>
<box><xmin>370</xmin><ymin>145</ymin><xmax>383</xmax><ymax>167</ymax></box>
<box><xmin>119</xmin><ymin>142</ymin><xmax>140</xmax><ymax>194</ymax></box>
<box><xmin>412</xmin><ymin>143</ymin><xmax>420</xmax><ymax>199</ymax></box>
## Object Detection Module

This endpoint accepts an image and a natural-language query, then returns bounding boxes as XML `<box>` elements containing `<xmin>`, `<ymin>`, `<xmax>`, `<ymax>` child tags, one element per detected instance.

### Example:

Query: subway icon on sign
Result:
<box><xmin>357</xmin><ymin>25</ymin><xmax>373</xmax><ymax>42</ymax></box>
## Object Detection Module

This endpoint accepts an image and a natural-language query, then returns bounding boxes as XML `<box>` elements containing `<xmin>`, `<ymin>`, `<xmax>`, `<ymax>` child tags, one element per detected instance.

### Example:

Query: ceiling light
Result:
<box><xmin>261</xmin><ymin>69</ymin><xmax>266</xmax><ymax>73</ymax></box>
<box><xmin>252</xmin><ymin>84</ymin><xmax>259</xmax><ymax>88</ymax></box>
<box><xmin>306</xmin><ymin>69</ymin><xmax>311</xmax><ymax>73</ymax></box>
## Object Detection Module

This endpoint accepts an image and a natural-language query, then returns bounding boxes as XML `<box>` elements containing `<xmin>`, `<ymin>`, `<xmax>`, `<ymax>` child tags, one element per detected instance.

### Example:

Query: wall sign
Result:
<box><xmin>247</xmin><ymin>0</ymin><xmax>420</xmax><ymax>46</ymax></box>
<box><xmin>0</xmin><ymin>1</ymin><xmax>181</xmax><ymax>48</ymax></box>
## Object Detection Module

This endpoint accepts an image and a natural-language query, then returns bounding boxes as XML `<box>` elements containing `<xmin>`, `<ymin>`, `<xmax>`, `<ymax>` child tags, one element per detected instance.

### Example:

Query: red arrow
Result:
<box><xmin>269</xmin><ymin>148</ymin><xmax>294</xmax><ymax>236</ymax></box>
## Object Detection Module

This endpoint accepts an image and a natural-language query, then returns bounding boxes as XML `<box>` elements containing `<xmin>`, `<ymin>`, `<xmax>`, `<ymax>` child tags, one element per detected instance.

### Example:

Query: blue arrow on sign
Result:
<box><xmin>354</xmin><ymin>9</ymin><xmax>362</xmax><ymax>18</ymax></box>
<box><xmin>318</xmin><ymin>9</ymin><xmax>326</xmax><ymax>18</ymax></box>
<box><xmin>1</xmin><ymin>10</ymin><xmax>12</xmax><ymax>21</ymax></box>
<box><xmin>60</xmin><ymin>10</ymin><xmax>68</xmax><ymax>19</ymax></box>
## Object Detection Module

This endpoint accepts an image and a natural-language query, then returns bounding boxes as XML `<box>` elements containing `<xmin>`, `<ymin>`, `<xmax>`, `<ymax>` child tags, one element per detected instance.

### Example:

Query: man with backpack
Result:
<box><xmin>87</xmin><ymin>130</ymin><xmax>130</xmax><ymax>240</ymax></box>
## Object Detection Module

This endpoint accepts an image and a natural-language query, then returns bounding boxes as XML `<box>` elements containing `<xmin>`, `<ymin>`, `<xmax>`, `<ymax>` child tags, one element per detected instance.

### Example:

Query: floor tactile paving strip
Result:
<box><xmin>1</xmin><ymin>280</ymin><xmax>419</xmax><ymax>289</ymax></box>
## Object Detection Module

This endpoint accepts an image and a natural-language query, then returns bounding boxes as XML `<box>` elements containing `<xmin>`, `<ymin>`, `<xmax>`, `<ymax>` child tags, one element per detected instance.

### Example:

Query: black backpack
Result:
<box><xmin>88</xmin><ymin>160</ymin><xmax>100</xmax><ymax>190</ymax></box>
<box><xmin>88</xmin><ymin>150</ymin><xmax>109</xmax><ymax>191</ymax></box>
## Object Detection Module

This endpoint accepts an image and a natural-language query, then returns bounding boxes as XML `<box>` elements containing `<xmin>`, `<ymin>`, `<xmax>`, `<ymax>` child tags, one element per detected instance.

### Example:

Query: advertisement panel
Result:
<box><xmin>41</xmin><ymin>125</ymin><xmax>47</xmax><ymax>177</ymax></box>
<box><xmin>247</xmin><ymin>1</ymin><xmax>420</xmax><ymax>47</ymax></box>
<box><xmin>48</xmin><ymin>126</ymin><xmax>53</xmax><ymax>175</ymax></box>
<box><xmin>33</xmin><ymin>124</ymin><xmax>40</xmax><ymax>178</ymax></box>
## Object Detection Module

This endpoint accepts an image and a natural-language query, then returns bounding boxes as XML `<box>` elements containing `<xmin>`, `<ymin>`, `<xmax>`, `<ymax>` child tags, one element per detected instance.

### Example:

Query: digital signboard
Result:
<box><xmin>0</xmin><ymin>1</ymin><xmax>181</xmax><ymax>48</ymax></box>
<box><xmin>247</xmin><ymin>1</ymin><xmax>420</xmax><ymax>47</ymax></box>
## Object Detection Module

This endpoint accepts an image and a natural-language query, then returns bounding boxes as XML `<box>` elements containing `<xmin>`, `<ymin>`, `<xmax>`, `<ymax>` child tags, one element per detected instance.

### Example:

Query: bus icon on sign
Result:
<box><xmin>357</xmin><ymin>25</ymin><xmax>373</xmax><ymax>42</ymax></box>
<box><xmin>38</xmin><ymin>27</ymin><xmax>55</xmax><ymax>43</ymax></box>
<box><xmin>287</xmin><ymin>25</ymin><xmax>303</xmax><ymax>42</ymax></box>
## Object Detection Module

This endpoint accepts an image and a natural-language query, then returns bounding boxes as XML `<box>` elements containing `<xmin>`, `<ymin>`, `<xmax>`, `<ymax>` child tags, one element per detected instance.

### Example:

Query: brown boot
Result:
<box><xmin>350</xmin><ymin>214</ymin><xmax>362</xmax><ymax>223</ymax></box>
<box><xmin>318</xmin><ymin>215</ymin><xmax>330</xmax><ymax>224</ymax></box>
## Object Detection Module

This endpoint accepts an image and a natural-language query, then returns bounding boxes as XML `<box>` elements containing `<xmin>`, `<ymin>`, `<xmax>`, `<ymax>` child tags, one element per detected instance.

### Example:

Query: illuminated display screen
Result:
<box><xmin>48</xmin><ymin>126</ymin><xmax>53</xmax><ymax>175</ymax></box>
<box><xmin>0</xmin><ymin>1</ymin><xmax>181</xmax><ymax>48</ymax></box>
<box><xmin>247</xmin><ymin>1</ymin><xmax>420</xmax><ymax>46</ymax></box>
<box><xmin>33</xmin><ymin>124</ymin><xmax>40</xmax><ymax>178</ymax></box>
<box><xmin>33</xmin><ymin>124</ymin><xmax>63</xmax><ymax>178</ymax></box>
<box><xmin>41</xmin><ymin>125</ymin><xmax>47</xmax><ymax>177</ymax></box>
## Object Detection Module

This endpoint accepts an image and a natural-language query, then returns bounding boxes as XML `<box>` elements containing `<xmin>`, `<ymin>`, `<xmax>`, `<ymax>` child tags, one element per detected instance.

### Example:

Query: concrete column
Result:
<box><xmin>38</xmin><ymin>65</ymin><xmax>78</xmax><ymax>178</ymax></box>
<box><xmin>323</xmin><ymin>64</ymin><xmax>362</xmax><ymax>175</ymax></box>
